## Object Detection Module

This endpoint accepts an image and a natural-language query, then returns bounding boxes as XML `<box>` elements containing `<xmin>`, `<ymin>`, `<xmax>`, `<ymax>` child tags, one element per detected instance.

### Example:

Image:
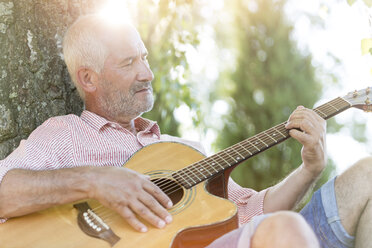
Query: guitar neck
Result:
<box><xmin>172</xmin><ymin>97</ymin><xmax>351</xmax><ymax>189</ymax></box>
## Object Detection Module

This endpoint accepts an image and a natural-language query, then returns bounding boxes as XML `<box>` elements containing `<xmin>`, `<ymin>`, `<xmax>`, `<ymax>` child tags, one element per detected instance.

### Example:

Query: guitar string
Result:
<box><xmin>121</xmin><ymin>98</ymin><xmax>349</xmax><ymax>196</ymax></box>
<box><xmin>90</xmin><ymin>99</ymin><xmax>350</xmax><ymax>217</ymax></box>
<box><xmin>171</xmin><ymin>98</ymin><xmax>344</xmax><ymax>185</ymax></box>
<box><xmin>101</xmin><ymin>98</ymin><xmax>349</xmax><ymax>198</ymax></box>
<box><xmin>93</xmin><ymin>99</ymin><xmax>348</xmax><ymax>218</ymax></box>
<box><xmin>92</xmin><ymin>100</ymin><xmax>351</xmax><ymax>220</ymax></box>
<box><xmin>149</xmin><ymin>98</ymin><xmax>349</xmax><ymax>193</ymax></box>
<box><xmin>106</xmin><ymin>99</ymin><xmax>350</xmax><ymax>212</ymax></box>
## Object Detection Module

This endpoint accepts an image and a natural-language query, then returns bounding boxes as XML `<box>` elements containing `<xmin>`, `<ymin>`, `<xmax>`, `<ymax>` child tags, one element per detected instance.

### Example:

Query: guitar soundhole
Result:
<box><xmin>152</xmin><ymin>178</ymin><xmax>184</xmax><ymax>205</ymax></box>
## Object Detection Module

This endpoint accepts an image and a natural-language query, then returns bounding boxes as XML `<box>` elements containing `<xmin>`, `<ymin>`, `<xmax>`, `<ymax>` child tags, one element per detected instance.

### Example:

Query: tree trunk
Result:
<box><xmin>0</xmin><ymin>0</ymin><xmax>106</xmax><ymax>158</ymax></box>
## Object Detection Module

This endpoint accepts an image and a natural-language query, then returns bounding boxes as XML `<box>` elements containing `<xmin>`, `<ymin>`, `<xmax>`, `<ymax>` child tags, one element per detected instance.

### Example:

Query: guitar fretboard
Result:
<box><xmin>172</xmin><ymin>97</ymin><xmax>351</xmax><ymax>189</ymax></box>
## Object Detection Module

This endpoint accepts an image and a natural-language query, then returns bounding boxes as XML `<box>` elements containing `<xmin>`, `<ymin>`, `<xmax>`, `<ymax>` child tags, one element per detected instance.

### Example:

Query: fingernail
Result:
<box><xmin>140</xmin><ymin>227</ymin><xmax>148</xmax><ymax>232</ymax></box>
<box><xmin>167</xmin><ymin>201</ymin><xmax>173</xmax><ymax>208</ymax></box>
<box><xmin>158</xmin><ymin>220</ymin><xmax>166</xmax><ymax>228</ymax></box>
<box><xmin>165</xmin><ymin>215</ymin><xmax>172</xmax><ymax>223</ymax></box>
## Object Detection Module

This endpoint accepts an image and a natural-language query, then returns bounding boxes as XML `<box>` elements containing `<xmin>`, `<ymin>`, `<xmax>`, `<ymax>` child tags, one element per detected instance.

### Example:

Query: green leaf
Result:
<box><xmin>363</xmin><ymin>0</ymin><xmax>372</xmax><ymax>7</ymax></box>
<box><xmin>361</xmin><ymin>38</ymin><xmax>372</xmax><ymax>55</ymax></box>
<box><xmin>347</xmin><ymin>0</ymin><xmax>357</xmax><ymax>5</ymax></box>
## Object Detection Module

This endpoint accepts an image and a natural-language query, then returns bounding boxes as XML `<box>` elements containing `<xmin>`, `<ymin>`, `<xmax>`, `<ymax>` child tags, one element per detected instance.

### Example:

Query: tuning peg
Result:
<box><xmin>363</xmin><ymin>105</ymin><xmax>372</xmax><ymax>112</ymax></box>
<box><xmin>353</xmin><ymin>90</ymin><xmax>358</xmax><ymax>98</ymax></box>
<box><xmin>365</xmin><ymin>97</ymin><xmax>371</xmax><ymax>105</ymax></box>
<box><xmin>363</xmin><ymin>96</ymin><xmax>372</xmax><ymax>112</ymax></box>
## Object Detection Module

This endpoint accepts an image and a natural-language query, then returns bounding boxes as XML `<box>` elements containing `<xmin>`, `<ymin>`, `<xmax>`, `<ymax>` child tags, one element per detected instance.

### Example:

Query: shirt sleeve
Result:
<box><xmin>0</xmin><ymin>117</ymin><xmax>74</xmax><ymax>184</ymax></box>
<box><xmin>0</xmin><ymin>117</ymin><xmax>73</xmax><ymax>223</ymax></box>
<box><xmin>228</xmin><ymin>177</ymin><xmax>270</xmax><ymax>225</ymax></box>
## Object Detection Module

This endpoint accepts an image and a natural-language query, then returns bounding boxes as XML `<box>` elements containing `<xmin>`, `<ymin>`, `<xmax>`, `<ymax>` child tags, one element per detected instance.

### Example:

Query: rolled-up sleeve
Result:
<box><xmin>0</xmin><ymin>118</ymin><xmax>73</xmax><ymax>223</ymax></box>
<box><xmin>0</xmin><ymin>166</ymin><xmax>12</xmax><ymax>190</ymax></box>
<box><xmin>0</xmin><ymin>140</ymin><xmax>28</xmax><ymax>223</ymax></box>
<box><xmin>0</xmin><ymin>139</ymin><xmax>28</xmax><ymax>184</ymax></box>
<box><xmin>228</xmin><ymin>177</ymin><xmax>270</xmax><ymax>225</ymax></box>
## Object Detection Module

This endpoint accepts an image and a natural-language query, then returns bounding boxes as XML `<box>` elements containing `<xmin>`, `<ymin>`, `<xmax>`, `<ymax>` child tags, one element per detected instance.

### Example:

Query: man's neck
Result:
<box><xmin>85</xmin><ymin>108</ymin><xmax>138</xmax><ymax>135</ymax></box>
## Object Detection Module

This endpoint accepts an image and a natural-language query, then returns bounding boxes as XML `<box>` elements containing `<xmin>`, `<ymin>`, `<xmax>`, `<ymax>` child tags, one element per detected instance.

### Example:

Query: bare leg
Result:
<box><xmin>251</xmin><ymin>211</ymin><xmax>319</xmax><ymax>248</ymax></box>
<box><xmin>335</xmin><ymin>157</ymin><xmax>372</xmax><ymax>248</ymax></box>
<box><xmin>354</xmin><ymin>199</ymin><xmax>372</xmax><ymax>248</ymax></box>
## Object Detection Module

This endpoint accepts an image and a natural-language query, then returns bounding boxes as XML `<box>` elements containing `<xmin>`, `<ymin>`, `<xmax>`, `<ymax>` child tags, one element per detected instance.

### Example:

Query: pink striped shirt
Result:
<box><xmin>0</xmin><ymin>110</ymin><xmax>267</xmax><ymax>224</ymax></box>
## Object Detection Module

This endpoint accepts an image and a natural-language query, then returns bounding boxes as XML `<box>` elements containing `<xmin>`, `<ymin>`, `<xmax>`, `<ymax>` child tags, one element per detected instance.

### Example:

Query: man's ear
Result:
<box><xmin>76</xmin><ymin>67</ymin><xmax>99</xmax><ymax>93</ymax></box>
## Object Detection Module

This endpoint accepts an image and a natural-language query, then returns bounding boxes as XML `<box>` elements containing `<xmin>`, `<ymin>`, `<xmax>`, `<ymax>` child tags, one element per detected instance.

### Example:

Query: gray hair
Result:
<box><xmin>63</xmin><ymin>15</ymin><xmax>110</xmax><ymax>100</ymax></box>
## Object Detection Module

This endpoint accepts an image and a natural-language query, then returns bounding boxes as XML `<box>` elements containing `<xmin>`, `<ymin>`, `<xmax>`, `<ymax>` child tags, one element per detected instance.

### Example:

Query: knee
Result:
<box><xmin>351</xmin><ymin>156</ymin><xmax>372</xmax><ymax>174</ymax></box>
<box><xmin>251</xmin><ymin>211</ymin><xmax>319</xmax><ymax>248</ymax></box>
<box><xmin>340</xmin><ymin>156</ymin><xmax>372</xmax><ymax>183</ymax></box>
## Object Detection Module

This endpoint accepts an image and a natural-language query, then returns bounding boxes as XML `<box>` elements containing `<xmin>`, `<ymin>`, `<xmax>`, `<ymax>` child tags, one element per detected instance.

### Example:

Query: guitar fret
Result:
<box><xmin>273</xmin><ymin>126</ymin><xmax>287</xmax><ymax>138</ymax></box>
<box><xmin>255</xmin><ymin>135</ymin><xmax>269</xmax><ymax>148</ymax></box>
<box><xmin>204</xmin><ymin>158</ymin><xmax>217</xmax><ymax>175</ymax></box>
<box><xmin>190</xmin><ymin>164</ymin><xmax>204</xmax><ymax>179</ymax></box>
<box><xmin>196</xmin><ymin>166</ymin><xmax>208</xmax><ymax>179</ymax></box>
<box><xmin>206</xmin><ymin>157</ymin><xmax>223</xmax><ymax>173</ymax></box>
<box><xmin>314</xmin><ymin>108</ymin><xmax>326</xmax><ymax>118</ymax></box>
<box><xmin>180</xmin><ymin>171</ymin><xmax>195</xmax><ymax>186</ymax></box>
<box><xmin>223</xmin><ymin>149</ymin><xmax>239</xmax><ymax>163</ymax></box>
<box><xmin>230</xmin><ymin>147</ymin><xmax>245</xmax><ymax>161</ymax></box>
<box><xmin>174</xmin><ymin>173</ymin><xmax>192</xmax><ymax>188</ymax></box>
<box><xmin>187</xmin><ymin>166</ymin><xmax>201</xmax><ymax>182</ymax></box>
<box><xmin>214</xmin><ymin>153</ymin><xmax>230</xmax><ymax>169</ymax></box>
<box><xmin>264</xmin><ymin>130</ymin><xmax>278</xmax><ymax>143</ymax></box>
<box><xmin>328</xmin><ymin>103</ymin><xmax>339</xmax><ymax>112</ymax></box>
<box><xmin>184</xmin><ymin>170</ymin><xmax>197</xmax><ymax>184</ymax></box>
<box><xmin>196</xmin><ymin>162</ymin><xmax>212</xmax><ymax>177</ymax></box>
<box><xmin>247</xmin><ymin>139</ymin><xmax>261</xmax><ymax>151</ymax></box>
<box><xmin>237</xmin><ymin>142</ymin><xmax>253</xmax><ymax>156</ymax></box>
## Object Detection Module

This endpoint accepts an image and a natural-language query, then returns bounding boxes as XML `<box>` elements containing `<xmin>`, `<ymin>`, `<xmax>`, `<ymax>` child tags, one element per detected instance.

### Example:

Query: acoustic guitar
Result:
<box><xmin>0</xmin><ymin>88</ymin><xmax>371</xmax><ymax>248</ymax></box>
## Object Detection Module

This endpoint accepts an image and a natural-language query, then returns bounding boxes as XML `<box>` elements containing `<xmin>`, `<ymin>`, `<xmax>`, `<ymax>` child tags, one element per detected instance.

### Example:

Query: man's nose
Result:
<box><xmin>137</xmin><ymin>61</ymin><xmax>154</xmax><ymax>82</ymax></box>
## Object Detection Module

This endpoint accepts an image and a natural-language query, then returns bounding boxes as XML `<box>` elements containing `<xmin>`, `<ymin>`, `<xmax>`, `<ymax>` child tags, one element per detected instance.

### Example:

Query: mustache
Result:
<box><xmin>130</xmin><ymin>82</ymin><xmax>153</xmax><ymax>94</ymax></box>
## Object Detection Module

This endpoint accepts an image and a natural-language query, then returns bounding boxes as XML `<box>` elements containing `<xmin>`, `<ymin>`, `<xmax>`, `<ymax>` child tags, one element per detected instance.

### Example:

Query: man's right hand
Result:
<box><xmin>88</xmin><ymin>167</ymin><xmax>173</xmax><ymax>232</ymax></box>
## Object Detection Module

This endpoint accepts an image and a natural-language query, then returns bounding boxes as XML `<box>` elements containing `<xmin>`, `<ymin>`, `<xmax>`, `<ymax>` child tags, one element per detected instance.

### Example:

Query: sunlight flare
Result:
<box><xmin>98</xmin><ymin>0</ymin><xmax>133</xmax><ymax>25</ymax></box>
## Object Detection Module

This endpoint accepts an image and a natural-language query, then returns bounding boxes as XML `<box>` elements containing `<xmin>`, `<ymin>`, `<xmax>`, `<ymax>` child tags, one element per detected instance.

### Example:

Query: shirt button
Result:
<box><xmin>152</xmin><ymin>134</ymin><xmax>157</xmax><ymax>138</ymax></box>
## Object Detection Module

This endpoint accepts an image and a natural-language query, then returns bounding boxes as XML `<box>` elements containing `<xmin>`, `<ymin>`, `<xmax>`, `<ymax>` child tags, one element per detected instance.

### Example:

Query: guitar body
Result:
<box><xmin>0</xmin><ymin>142</ymin><xmax>238</xmax><ymax>248</ymax></box>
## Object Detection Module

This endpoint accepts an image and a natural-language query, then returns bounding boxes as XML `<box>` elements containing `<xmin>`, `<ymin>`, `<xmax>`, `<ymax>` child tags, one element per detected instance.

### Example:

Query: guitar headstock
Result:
<box><xmin>343</xmin><ymin>87</ymin><xmax>372</xmax><ymax>112</ymax></box>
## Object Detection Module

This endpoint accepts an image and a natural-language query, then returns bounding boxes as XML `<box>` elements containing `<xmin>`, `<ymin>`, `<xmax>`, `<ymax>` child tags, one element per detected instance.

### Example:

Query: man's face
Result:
<box><xmin>96</xmin><ymin>26</ymin><xmax>154</xmax><ymax>120</ymax></box>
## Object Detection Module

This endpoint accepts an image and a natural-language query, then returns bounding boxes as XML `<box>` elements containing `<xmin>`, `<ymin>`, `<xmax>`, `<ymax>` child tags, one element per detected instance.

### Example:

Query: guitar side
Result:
<box><xmin>0</xmin><ymin>142</ymin><xmax>238</xmax><ymax>248</ymax></box>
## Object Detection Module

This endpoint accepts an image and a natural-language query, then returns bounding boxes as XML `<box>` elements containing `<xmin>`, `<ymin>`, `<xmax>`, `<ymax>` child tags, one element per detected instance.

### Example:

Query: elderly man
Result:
<box><xmin>0</xmin><ymin>14</ymin><xmax>370</xmax><ymax>248</ymax></box>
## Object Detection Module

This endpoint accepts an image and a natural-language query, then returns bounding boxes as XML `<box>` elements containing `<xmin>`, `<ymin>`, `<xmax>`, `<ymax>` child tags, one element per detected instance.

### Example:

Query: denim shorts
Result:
<box><xmin>300</xmin><ymin>177</ymin><xmax>355</xmax><ymax>248</ymax></box>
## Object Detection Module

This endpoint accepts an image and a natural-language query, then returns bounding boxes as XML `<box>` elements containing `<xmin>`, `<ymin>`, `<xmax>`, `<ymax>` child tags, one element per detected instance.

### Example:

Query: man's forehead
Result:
<box><xmin>101</xmin><ymin>25</ymin><xmax>147</xmax><ymax>56</ymax></box>
<box><xmin>116</xmin><ymin>44</ymin><xmax>147</xmax><ymax>61</ymax></box>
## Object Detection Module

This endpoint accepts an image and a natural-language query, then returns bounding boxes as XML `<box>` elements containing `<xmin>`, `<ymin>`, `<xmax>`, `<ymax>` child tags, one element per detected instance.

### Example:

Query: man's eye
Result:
<box><xmin>142</xmin><ymin>55</ymin><xmax>148</xmax><ymax>61</ymax></box>
<box><xmin>124</xmin><ymin>59</ymin><xmax>133</xmax><ymax>67</ymax></box>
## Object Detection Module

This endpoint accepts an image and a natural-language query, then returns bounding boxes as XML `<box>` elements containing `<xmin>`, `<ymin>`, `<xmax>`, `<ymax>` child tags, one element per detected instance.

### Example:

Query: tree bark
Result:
<box><xmin>0</xmin><ymin>0</ymin><xmax>107</xmax><ymax>158</ymax></box>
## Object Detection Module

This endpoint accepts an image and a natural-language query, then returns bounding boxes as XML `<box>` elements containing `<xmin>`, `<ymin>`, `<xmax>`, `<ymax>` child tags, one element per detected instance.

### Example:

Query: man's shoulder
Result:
<box><xmin>32</xmin><ymin>114</ymin><xmax>82</xmax><ymax>135</ymax></box>
<box><xmin>41</xmin><ymin>114</ymin><xmax>81</xmax><ymax>127</ymax></box>
<box><xmin>25</xmin><ymin>114</ymin><xmax>81</xmax><ymax>145</ymax></box>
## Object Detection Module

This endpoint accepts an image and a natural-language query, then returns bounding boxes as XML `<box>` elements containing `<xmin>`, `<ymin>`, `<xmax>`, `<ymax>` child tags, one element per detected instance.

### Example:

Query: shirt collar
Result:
<box><xmin>80</xmin><ymin>110</ymin><xmax>109</xmax><ymax>131</ymax></box>
<box><xmin>134</xmin><ymin>117</ymin><xmax>160</xmax><ymax>136</ymax></box>
<box><xmin>80</xmin><ymin>110</ymin><xmax>160</xmax><ymax>135</ymax></box>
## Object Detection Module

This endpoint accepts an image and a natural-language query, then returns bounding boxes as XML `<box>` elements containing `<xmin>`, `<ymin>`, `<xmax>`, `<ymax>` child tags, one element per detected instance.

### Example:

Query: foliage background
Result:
<box><xmin>0</xmin><ymin>0</ymin><xmax>368</xmax><ymax>202</ymax></box>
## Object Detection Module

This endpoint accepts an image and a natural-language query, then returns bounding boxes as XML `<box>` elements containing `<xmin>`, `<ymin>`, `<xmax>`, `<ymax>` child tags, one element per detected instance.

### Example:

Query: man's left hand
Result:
<box><xmin>285</xmin><ymin>106</ymin><xmax>327</xmax><ymax>177</ymax></box>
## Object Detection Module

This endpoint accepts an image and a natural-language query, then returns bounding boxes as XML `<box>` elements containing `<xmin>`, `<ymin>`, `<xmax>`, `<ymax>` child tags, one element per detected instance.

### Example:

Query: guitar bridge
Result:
<box><xmin>73</xmin><ymin>202</ymin><xmax>120</xmax><ymax>247</ymax></box>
